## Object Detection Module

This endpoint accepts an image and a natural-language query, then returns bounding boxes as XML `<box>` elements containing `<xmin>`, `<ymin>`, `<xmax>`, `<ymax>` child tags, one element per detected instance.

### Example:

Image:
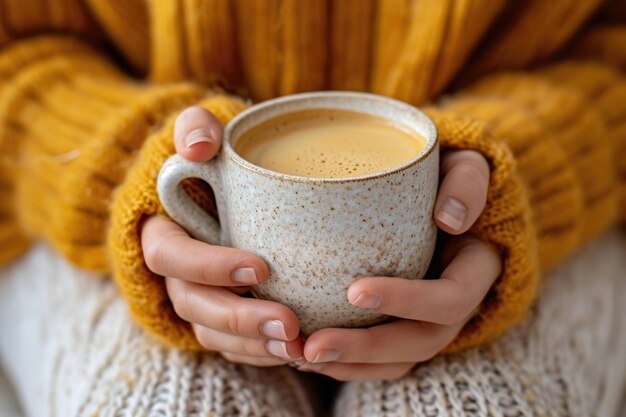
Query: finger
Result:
<box><xmin>220</xmin><ymin>352</ymin><xmax>292</xmax><ymax>367</ymax></box>
<box><xmin>166</xmin><ymin>278</ymin><xmax>300</xmax><ymax>341</ymax></box>
<box><xmin>347</xmin><ymin>236</ymin><xmax>501</xmax><ymax>324</ymax></box>
<box><xmin>193</xmin><ymin>324</ymin><xmax>303</xmax><ymax>360</ymax></box>
<box><xmin>142</xmin><ymin>215</ymin><xmax>269</xmax><ymax>286</ymax></box>
<box><xmin>299</xmin><ymin>361</ymin><xmax>414</xmax><ymax>382</ymax></box>
<box><xmin>303</xmin><ymin>319</ymin><xmax>463</xmax><ymax>364</ymax></box>
<box><xmin>174</xmin><ymin>106</ymin><xmax>224</xmax><ymax>162</ymax></box>
<box><xmin>434</xmin><ymin>150</ymin><xmax>489</xmax><ymax>234</ymax></box>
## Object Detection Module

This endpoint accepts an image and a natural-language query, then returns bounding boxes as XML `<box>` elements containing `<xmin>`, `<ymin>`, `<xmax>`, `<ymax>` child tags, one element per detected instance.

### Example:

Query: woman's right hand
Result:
<box><xmin>140</xmin><ymin>107</ymin><xmax>304</xmax><ymax>366</ymax></box>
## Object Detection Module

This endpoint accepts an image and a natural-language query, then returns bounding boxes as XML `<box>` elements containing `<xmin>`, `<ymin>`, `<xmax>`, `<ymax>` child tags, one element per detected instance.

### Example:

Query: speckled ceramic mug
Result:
<box><xmin>157</xmin><ymin>92</ymin><xmax>439</xmax><ymax>334</ymax></box>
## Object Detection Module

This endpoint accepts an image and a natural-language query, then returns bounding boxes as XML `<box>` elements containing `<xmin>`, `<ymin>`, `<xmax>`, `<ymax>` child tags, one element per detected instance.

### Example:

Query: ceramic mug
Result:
<box><xmin>157</xmin><ymin>91</ymin><xmax>439</xmax><ymax>334</ymax></box>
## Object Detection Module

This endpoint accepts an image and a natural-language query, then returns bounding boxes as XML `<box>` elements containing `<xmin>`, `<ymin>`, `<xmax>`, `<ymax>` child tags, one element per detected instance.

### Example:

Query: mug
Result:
<box><xmin>157</xmin><ymin>91</ymin><xmax>439</xmax><ymax>334</ymax></box>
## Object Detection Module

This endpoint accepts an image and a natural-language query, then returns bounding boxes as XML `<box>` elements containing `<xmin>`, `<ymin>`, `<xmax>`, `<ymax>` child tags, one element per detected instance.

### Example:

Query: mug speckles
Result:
<box><xmin>158</xmin><ymin>92</ymin><xmax>439</xmax><ymax>335</ymax></box>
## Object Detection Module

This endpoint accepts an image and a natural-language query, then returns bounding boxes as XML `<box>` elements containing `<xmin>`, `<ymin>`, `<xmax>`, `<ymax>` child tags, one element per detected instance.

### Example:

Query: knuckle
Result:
<box><xmin>438</xmin><ymin>282</ymin><xmax>474</xmax><ymax>325</ymax></box>
<box><xmin>454</xmin><ymin>163</ymin><xmax>488</xmax><ymax>189</ymax></box>
<box><xmin>419</xmin><ymin>332</ymin><xmax>452</xmax><ymax>362</ymax></box>
<box><xmin>169</xmin><ymin>284</ymin><xmax>193</xmax><ymax>320</ymax></box>
<box><xmin>194</xmin><ymin>327</ymin><xmax>215</xmax><ymax>351</ymax></box>
<box><xmin>201</xmin><ymin>258</ymin><xmax>217</xmax><ymax>285</ymax></box>
<box><xmin>441</xmin><ymin>299</ymin><xmax>472</xmax><ymax>325</ymax></box>
<box><xmin>360</xmin><ymin>329</ymin><xmax>379</xmax><ymax>362</ymax></box>
<box><xmin>398</xmin><ymin>303</ymin><xmax>420</xmax><ymax>321</ymax></box>
<box><xmin>241</xmin><ymin>337</ymin><xmax>262</xmax><ymax>357</ymax></box>
<box><xmin>225</xmin><ymin>308</ymin><xmax>242</xmax><ymax>335</ymax></box>
<box><xmin>143</xmin><ymin>239</ymin><xmax>166</xmax><ymax>273</ymax></box>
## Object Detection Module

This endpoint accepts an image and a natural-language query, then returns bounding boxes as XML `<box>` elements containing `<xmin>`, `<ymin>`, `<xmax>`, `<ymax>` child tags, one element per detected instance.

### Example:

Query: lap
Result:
<box><xmin>0</xmin><ymin>244</ymin><xmax>313</xmax><ymax>417</ymax></box>
<box><xmin>336</xmin><ymin>231</ymin><xmax>626</xmax><ymax>417</ymax></box>
<box><xmin>2</xmin><ymin>231</ymin><xmax>625</xmax><ymax>417</ymax></box>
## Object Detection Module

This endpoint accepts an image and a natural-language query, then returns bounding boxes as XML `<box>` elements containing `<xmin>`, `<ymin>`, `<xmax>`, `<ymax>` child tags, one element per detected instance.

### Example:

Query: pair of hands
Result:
<box><xmin>141</xmin><ymin>107</ymin><xmax>501</xmax><ymax>381</ymax></box>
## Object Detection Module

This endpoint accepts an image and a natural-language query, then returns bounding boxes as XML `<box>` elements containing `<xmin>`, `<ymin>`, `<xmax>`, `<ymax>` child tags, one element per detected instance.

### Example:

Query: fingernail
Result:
<box><xmin>349</xmin><ymin>292</ymin><xmax>382</xmax><ymax>310</ymax></box>
<box><xmin>232</xmin><ymin>267</ymin><xmax>258</xmax><ymax>285</ymax></box>
<box><xmin>184</xmin><ymin>127</ymin><xmax>213</xmax><ymax>148</ymax></box>
<box><xmin>299</xmin><ymin>362</ymin><xmax>325</xmax><ymax>372</ymax></box>
<box><xmin>266</xmin><ymin>340</ymin><xmax>292</xmax><ymax>359</ymax></box>
<box><xmin>436</xmin><ymin>197</ymin><xmax>467</xmax><ymax>231</ymax></box>
<box><xmin>313</xmin><ymin>349</ymin><xmax>341</xmax><ymax>363</ymax></box>
<box><xmin>261</xmin><ymin>320</ymin><xmax>288</xmax><ymax>340</ymax></box>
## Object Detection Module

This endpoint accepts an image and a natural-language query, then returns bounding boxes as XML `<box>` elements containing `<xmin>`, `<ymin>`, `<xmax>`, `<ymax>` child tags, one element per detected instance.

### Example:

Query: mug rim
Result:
<box><xmin>222</xmin><ymin>91</ymin><xmax>438</xmax><ymax>184</ymax></box>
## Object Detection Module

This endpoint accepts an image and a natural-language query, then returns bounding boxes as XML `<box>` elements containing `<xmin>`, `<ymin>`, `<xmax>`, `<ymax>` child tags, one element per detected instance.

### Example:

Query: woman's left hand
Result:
<box><xmin>300</xmin><ymin>150</ymin><xmax>502</xmax><ymax>381</ymax></box>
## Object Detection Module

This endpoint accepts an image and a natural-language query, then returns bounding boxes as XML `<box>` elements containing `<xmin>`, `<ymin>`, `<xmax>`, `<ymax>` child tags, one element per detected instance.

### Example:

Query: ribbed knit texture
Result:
<box><xmin>463</xmin><ymin>73</ymin><xmax>618</xmax><ymax>245</ymax></box>
<box><xmin>371</xmin><ymin>0</ymin><xmax>506</xmax><ymax>104</ymax></box>
<box><xmin>0</xmin><ymin>37</ymin><xmax>208</xmax><ymax>272</ymax></box>
<box><xmin>0</xmin><ymin>0</ymin><xmax>100</xmax><ymax>42</ymax></box>
<box><xmin>0</xmin><ymin>16</ymin><xmax>11</xmax><ymax>48</ymax></box>
<box><xmin>462</xmin><ymin>0</ymin><xmax>602</xmax><ymax>82</ymax></box>
<box><xmin>571</xmin><ymin>25</ymin><xmax>626</xmax><ymax>72</ymax></box>
<box><xmin>0</xmin><ymin>2</ymin><xmax>624</xmax><ymax>355</ymax></box>
<box><xmin>329</xmin><ymin>0</ymin><xmax>375</xmax><ymax>92</ymax></box>
<box><xmin>540</xmin><ymin>62</ymin><xmax>626</xmax><ymax>223</ymax></box>
<box><xmin>149</xmin><ymin>0</ymin><xmax>239</xmax><ymax>88</ymax></box>
<box><xmin>236</xmin><ymin>0</ymin><xmax>329</xmax><ymax>101</ymax></box>
<box><xmin>0</xmin><ymin>36</ymin><xmax>99</xmax><ymax>265</ymax></box>
<box><xmin>84</xmin><ymin>0</ymin><xmax>149</xmax><ymax>73</ymax></box>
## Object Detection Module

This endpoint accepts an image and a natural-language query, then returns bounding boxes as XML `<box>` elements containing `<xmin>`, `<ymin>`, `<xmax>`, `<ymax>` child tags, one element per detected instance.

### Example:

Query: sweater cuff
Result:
<box><xmin>424</xmin><ymin>109</ymin><xmax>540</xmax><ymax>354</ymax></box>
<box><xmin>109</xmin><ymin>95</ymin><xmax>248</xmax><ymax>350</ymax></box>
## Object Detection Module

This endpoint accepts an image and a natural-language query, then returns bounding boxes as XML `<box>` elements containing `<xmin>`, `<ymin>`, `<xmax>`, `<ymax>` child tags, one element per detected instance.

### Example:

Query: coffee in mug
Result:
<box><xmin>157</xmin><ymin>92</ymin><xmax>439</xmax><ymax>334</ymax></box>
<box><xmin>234</xmin><ymin>108</ymin><xmax>426</xmax><ymax>178</ymax></box>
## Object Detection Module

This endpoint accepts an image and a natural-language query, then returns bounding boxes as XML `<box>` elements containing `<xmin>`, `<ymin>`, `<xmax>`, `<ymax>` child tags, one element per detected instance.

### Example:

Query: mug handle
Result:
<box><xmin>157</xmin><ymin>154</ymin><xmax>225</xmax><ymax>245</ymax></box>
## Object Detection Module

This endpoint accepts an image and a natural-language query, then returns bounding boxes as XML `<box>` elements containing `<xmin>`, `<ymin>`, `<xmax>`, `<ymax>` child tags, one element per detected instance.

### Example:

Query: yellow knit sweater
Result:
<box><xmin>0</xmin><ymin>0</ymin><xmax>624</xmax><ymax>354</ymax></box>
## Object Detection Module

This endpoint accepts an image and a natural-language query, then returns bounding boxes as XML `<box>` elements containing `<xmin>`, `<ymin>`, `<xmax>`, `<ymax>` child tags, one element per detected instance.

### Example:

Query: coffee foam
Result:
<box><xmin>235</xmin><ymin>109</ymin><xmax>426</xmax><ymax>178</ymax></box>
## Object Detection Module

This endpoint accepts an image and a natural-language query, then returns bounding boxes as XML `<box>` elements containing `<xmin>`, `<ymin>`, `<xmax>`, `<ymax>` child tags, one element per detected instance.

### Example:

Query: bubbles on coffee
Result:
<box><xmin>235</xmin><ymin>109</ymin><xmax>426</xmax><ymax>178</ymax></box>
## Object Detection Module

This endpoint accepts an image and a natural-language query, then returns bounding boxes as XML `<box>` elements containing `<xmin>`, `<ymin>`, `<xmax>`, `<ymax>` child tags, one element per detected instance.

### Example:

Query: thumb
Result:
<box><xmin>174</xmin><ymin>106</ymin><xmax>224</xmax><ymax>162</ymax></box>
<box><xmin>434</xmin><ymin>150</ymin><xmax>490</xmax><ymax>234</ymax></box>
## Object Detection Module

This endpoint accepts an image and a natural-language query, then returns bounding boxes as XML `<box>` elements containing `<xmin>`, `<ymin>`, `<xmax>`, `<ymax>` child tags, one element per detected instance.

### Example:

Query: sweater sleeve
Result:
<box><xmin>0</xmin><ymin>35</ymin><xmax>99</xmax><ymax>264</ymax></box>
<box><xmin>539</xmin><ymin>61</ymin><xmax>626</xmax><ymax>224</ymax></box>
<box><xmin>0</xmin><ymin>35</ymin><xmax>213</xmax><ymax>271</ymax></box>
<box><xmin>0</xmin><ymin>0</ymin><xmax>101</xmax><ymax>45</ymax></box>
<box><xmin>436</xmin><ymin>60</ymin><xmax>624</xmax><ymax>352</ymax></box>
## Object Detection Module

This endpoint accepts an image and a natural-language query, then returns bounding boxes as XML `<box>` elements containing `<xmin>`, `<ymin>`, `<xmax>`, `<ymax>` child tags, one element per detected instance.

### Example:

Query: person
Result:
<box><xmin>141</xmin><ymin>106</ymin><xmax>498</xmax><ymax>376</ymax></box>
<box><xmin>0</xmin><ymin>1</ymin><xmax>625</xmax><ymax>416</ymax></box>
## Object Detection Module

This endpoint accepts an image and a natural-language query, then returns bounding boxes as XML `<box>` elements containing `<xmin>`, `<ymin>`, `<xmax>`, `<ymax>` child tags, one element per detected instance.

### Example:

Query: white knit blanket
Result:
<box><xmin>0</xmin><ymin>231</ymin><xmax>625</xmax><ymax>417</ymax></box>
